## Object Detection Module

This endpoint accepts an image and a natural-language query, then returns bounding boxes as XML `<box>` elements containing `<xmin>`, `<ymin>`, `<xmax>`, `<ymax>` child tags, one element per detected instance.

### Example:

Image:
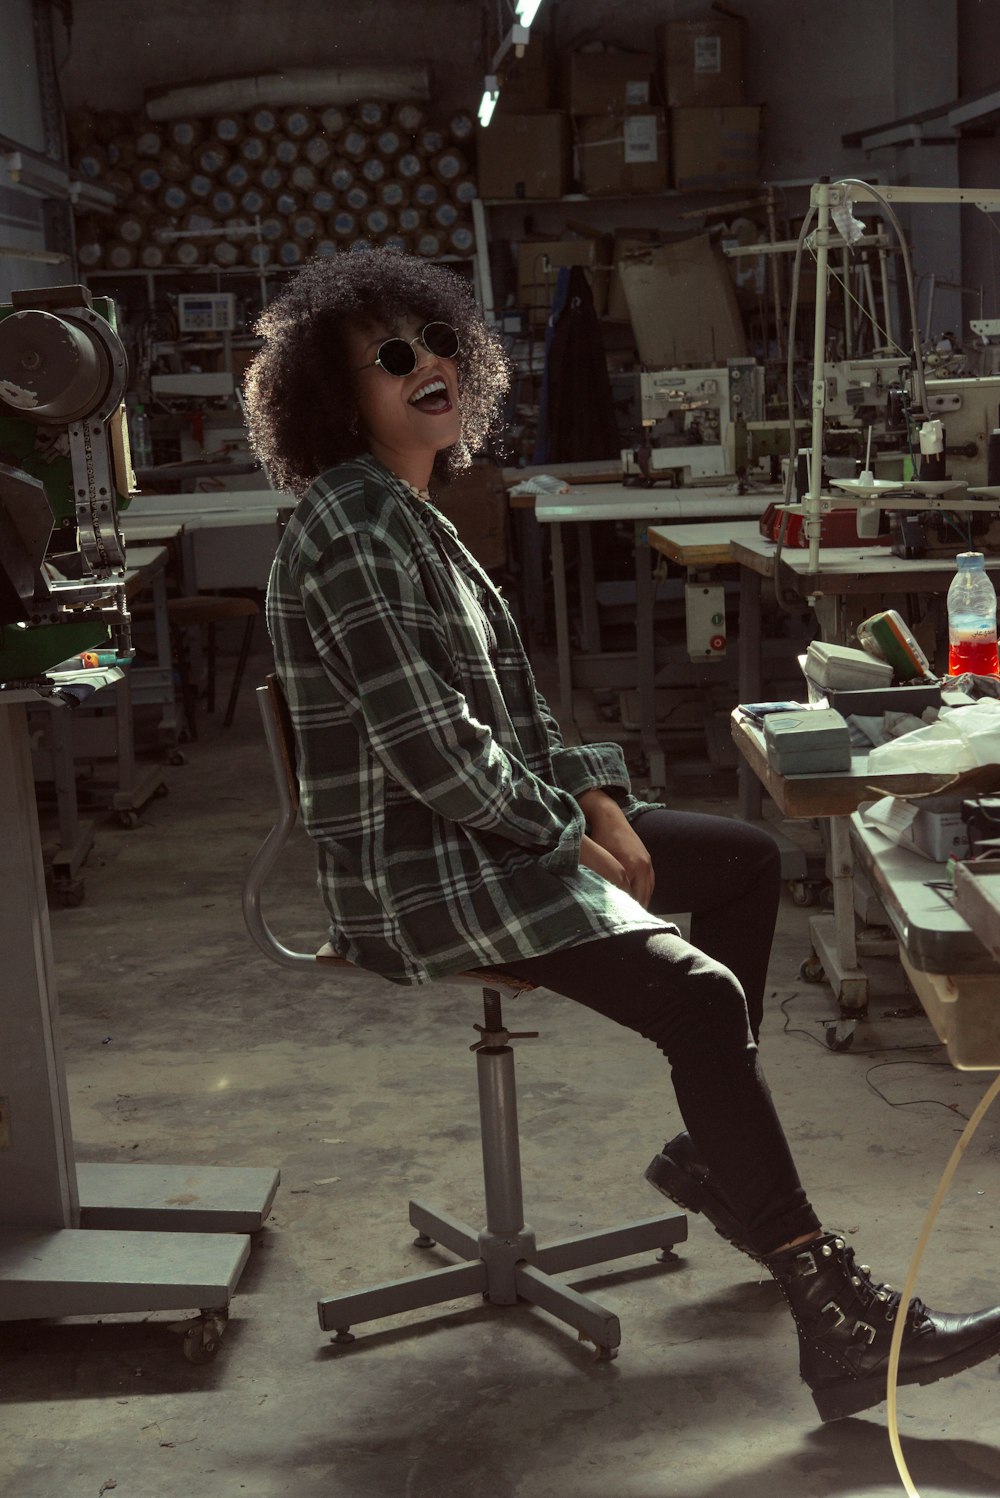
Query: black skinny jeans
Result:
<box><xmin>503</xmin><ymin>810</ymin><xmax>822</xmax><ymax>1257</ymax></box>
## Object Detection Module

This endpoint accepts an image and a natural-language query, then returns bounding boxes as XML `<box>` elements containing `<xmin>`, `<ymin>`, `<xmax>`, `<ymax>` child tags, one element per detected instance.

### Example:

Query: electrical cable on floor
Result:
<box><xmin>886</xmin><ymin>1071</ymin><xmax>1000</xmax><ymax>1498</ymax></box>
<box><xmin>864</xmin><ymin>1059</ymin><xmax>970</xmax><ymax>1119</ymax></box>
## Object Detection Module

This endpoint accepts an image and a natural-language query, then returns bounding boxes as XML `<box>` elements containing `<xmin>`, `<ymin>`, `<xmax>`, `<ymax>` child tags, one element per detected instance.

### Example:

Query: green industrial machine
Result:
<box><xmin>0</xmin><ymin>283</ymin><xmax>134</xmax><ymax>680</ymax></box>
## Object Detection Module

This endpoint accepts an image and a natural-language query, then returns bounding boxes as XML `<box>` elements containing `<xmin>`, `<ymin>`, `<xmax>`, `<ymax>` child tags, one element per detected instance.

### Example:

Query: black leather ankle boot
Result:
<box><xmin>766</xmin><ymin>1232</ymin><xmax>1000</xmax><ymax>1421</ymax></box>
<box><xmin>644</xmin><ymin>1132</ymin><xmax>752</xmax><ymax>1253</ymax></box>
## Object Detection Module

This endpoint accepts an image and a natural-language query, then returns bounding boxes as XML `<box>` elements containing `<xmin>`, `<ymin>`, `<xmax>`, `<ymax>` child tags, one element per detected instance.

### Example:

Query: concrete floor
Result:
<box><xmin>4</xmin><ymin>640</ymin><xmax>1000</xmax><ymax>1498</ymax></box>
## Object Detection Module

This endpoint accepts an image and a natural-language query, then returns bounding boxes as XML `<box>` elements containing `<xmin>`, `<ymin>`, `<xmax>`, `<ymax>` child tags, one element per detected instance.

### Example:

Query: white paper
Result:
<box><xmin>694</xmin><ymin>36</ymin><xmax>722</xmax><ymax>74</ymax></box>
<box><xmin>624</xmin><ymin>114</ymin><xmax>658</xmax><ymax>164</ymax></box>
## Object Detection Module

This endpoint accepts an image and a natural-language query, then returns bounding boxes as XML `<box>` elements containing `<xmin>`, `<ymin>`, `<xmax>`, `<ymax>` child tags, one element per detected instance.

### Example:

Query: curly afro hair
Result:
<box><xmin>243</xmin><ymin>247</ymin><xmax>510</xmax><ymax>496</ymax></box>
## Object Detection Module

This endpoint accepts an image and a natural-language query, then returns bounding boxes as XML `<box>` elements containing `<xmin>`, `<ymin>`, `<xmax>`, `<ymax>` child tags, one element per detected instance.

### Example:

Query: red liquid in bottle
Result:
<box><xmin>948</xmin><ymin>635</ymin><xmax>1000</xmax><ymax>676</ymax></box>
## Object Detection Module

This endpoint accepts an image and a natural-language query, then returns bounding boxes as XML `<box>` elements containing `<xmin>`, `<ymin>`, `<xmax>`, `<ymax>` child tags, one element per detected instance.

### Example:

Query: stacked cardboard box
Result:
<box><xmin>565</xmin><ymin>50</ymin><xmax>668</xmax><ymax>198</ymax></box>
<box><xmin>517</xmin><ymin>234</ymin><xmax>612</xmax><ymax>325</ymax></box>
<box><xmin>656</xmin><ymin>10</ymin><xmax>762</xmax><ymax>190</ymax></box>
<box><xmin>476</xmin><ymin>27</ymin><xmax>571</xmax><ymax>201</ymax></box>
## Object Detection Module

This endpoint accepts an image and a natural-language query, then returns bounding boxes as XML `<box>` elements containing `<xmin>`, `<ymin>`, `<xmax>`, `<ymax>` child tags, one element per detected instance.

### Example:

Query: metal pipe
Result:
<box><xmin>808</xmin><ymin>184</ymin><xmax>832</xmax><ymax>573</ymax></box>
<box><xmin>477</xmin><ymin>1046</ymin><xmax>525</xmax><ymax>1237</ymax></box>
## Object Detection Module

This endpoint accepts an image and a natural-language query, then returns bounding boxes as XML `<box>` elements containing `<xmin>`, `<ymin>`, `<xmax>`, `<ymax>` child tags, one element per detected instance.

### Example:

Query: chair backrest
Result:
<box><xmin>242</xmin><ymin>675</ymin><xmax>318</xmax><ymax>968</ymax></box>
<box><xmin>244</xmin><ymin>675</ymin><xmax>536</xmax><ymax>994</ymax></box>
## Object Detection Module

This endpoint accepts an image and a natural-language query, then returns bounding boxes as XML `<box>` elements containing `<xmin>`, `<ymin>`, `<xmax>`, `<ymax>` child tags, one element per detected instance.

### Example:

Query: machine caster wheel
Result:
<box><xmin>54</xmin><ymin>878</ymin><xmax>85</xmax><ymax>908</ymax></box>
<box><xmin>825</xmin><ymin>1019</ymin><xmax>857</xmax><ymax>1052</ymax></box>
<box><xmin>656</xmin><ymin>1247</ymin><xmax>679</xmax><ymax>1264</ymax></box>
<box><xmin>330</xmin><ymin>1328</ymin><xmax>355</xmax><ymax>1346</ymax></box>
<box><xmin>180</xmin><ymin>1311</ymin><xmax>226</xmax><ymax>1364</ymax></box>
<box><xmin>595</xmin><ymin>1345</ymin><xmax>619</xmax><ymax>1362</ymax></box>
<box><xmin>799</xmin><ymin>954</ymin><xmax>825</xmax><ymax>984</ymax></box>
<box><xmin>788</xmin><ymin>880</ymin><xmax>816</xmax><ymax>908</ymax></box>
<box><xmin>154</xmin><ymin>782</ymin><xmax>169</xmax><ymax>797</ymax></box>
<box><xmin>413</xmin><ymin>1232</ymin><xmax>435</xmax><ymax>1248</ymax></box>
<box><xmin>819</xmin><ymin>881</ymin><xmax>835</xmax><ymax>911</ymax></box>
<box><xmin>116</xmin><ymin>810</ymin><xmax>140</xmax><ymax>829</ymax></box>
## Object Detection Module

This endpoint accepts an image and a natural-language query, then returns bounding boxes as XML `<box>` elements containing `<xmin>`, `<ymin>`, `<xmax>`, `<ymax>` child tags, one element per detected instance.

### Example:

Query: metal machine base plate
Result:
<box><xmin>77</xmin><ymin>1162</ymin><xmax>280</xmax><ymax>1233</ymax></box>
<box><xmin>0</xmin><ymin>1226</ymin><xmax>250</xmax><ymax>1321</ymax></box>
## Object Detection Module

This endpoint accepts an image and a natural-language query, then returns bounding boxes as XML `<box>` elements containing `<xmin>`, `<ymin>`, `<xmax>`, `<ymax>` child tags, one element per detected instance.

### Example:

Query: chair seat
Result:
<box><xmin>314</xmin><ymin>942</ymin><xmax>536</xmax><ymax>993</ymax></box>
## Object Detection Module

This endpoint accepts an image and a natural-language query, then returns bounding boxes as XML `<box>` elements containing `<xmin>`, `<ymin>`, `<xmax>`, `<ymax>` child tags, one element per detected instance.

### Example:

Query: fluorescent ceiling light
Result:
<box><xmin>69</xmin><ymin>178</ymin><xmax>118</xmax><ymax>213</ymax></box>
<box><xmin>516</xmin><ymin>0</ymin><xmax>544</xmax><ymax>25</ymax></box>
<box><xmin>478</xmin><ymin>76</ymin><xmax>499</xmax><ymax>127</ymax></box>
<box><xmin>491</xmin><ymin>22</ymin><xmax>529</xmax><ymax>71</ymax></box>
<box><xmin>3</xmin><ymin>151</ymin><xmax>69</xmax><ymax>197</ymax></box>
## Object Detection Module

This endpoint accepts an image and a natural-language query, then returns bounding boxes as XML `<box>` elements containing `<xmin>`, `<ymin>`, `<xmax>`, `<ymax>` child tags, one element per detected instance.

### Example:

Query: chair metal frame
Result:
<box><xmin>244</xmin><ymin>676</ymin><xmax>687</xmax><ymax>1359</ymax></box>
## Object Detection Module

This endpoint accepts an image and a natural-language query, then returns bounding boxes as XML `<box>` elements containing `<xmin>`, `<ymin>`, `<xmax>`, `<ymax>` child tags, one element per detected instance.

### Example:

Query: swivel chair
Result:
<box><xmin>243</xmin><ymin>676</ymin><xmax>687</xmax><ymax>1359</ymax></box>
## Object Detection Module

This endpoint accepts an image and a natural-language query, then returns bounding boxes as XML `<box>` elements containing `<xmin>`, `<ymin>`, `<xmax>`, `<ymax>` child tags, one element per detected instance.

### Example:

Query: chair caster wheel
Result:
<box><xmin>788</xmin><ymin>879</ymin><xmax>816</xmax><ymax>907</ymax></box>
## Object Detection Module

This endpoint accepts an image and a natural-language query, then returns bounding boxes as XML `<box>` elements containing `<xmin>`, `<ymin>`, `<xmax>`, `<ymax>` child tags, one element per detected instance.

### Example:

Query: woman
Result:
<box><xmin>245</xmin><ymin>247</ymin><xmax>1000</xmax><ymax>1423</ymax></box>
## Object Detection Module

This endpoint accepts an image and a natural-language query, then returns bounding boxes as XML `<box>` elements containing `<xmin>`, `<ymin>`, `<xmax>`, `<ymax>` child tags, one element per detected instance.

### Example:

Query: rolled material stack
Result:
<box><xmin>70</xmin><ymin>101</ymin><xmax>478</xmax><ymax>272</ymax></box>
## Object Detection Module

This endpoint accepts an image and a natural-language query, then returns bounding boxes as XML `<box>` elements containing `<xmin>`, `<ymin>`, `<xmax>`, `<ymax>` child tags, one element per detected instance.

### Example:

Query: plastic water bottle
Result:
<box><xmin>130</xmin><ymin>403</ymin><xmax>153</xmax><ymax>468</ymax></box>
<box><xmin>947</xmin><ymin>551</ymin><xmax>999</xmax><ymax>676</ymax></box>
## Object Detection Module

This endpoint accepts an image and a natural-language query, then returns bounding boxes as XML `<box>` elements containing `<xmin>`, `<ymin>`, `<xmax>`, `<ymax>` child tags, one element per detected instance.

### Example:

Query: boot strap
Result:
<box><xmin>819</xmin><ymin>1302</ymin><xmax>877</xmax><ymax>1344</ymax></box>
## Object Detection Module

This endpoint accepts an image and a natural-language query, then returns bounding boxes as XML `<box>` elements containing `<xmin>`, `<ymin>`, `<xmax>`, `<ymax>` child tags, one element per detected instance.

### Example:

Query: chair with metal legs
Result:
<box><xmin>243</xmin><ymin>676</ymin><xmax>687</xmax><ymax>1360</ymax></box>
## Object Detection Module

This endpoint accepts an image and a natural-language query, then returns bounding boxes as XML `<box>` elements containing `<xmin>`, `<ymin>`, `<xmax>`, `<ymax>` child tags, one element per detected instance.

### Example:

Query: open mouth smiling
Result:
<box><xmin>408</xmin><ymin>377</ymin><xmax>453</xmax><ymax>414</ymax></box>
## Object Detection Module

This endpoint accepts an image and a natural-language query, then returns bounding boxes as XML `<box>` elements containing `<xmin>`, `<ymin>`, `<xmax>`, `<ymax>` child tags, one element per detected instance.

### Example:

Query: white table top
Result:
<box><xmin>647</xmin><ymin>520</ymin><xmax>763</xmax><ymax>565</ymax></box>
<box><xmin>127</xmin><ymin>490</ymin><xmax>288</xmax><ymax>523</ymax></box>
<box><xmin>123</xmin><ymin>544</ymin><xmax>168</xmax><ymax>575</ymax></box>
<box><xmin>534</xmin><ymin>485</ymin><xmax>778</xmax><ymax>524</ymax></box>
<box><xmin>121</xmin><ymin>517</ymin><xmax>185</xmax><ymax>543</ymax></box>
<box><xmin>732</xmin><ymin>534</ymin><xmax>1000</xmax><ymax>583</ymax></box>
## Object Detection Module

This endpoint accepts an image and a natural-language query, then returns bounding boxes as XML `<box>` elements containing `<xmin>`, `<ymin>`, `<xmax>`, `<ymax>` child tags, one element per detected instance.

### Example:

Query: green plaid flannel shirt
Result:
<box><xmin>266</xmin><ymin>456</ymin><xmax>668</xmax><ymax>983</ymax></box>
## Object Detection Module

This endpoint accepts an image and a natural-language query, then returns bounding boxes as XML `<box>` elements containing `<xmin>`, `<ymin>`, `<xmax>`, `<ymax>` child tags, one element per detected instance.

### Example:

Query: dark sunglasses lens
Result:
<box><xmin>422</xmin><ymin>322</ymin><xmax>459</xmax><ymax>359</ymax></box>
<box><xmin>376</xmin><ymin>339</ymin><xmax>417</xmax><ymax>377</ymax></box>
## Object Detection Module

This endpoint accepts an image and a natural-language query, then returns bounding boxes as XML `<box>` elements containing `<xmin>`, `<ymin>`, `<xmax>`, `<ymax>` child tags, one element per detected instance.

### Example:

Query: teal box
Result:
<box><xmin>764</xmin><ymin>708</ymin><xmax>851</xmax><ymax>775</ymax></box>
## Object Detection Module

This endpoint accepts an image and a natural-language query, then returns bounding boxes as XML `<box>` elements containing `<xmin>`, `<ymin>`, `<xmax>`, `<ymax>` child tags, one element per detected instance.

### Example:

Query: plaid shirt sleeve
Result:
<box><xmin>529</xmin><ymin>682</ymin><xmax>634</xmax><ymax>803</ymax></box>
<box><xmin>295</xmin><ymin>521</ymin><xmax>586</xmax><ymax>872</ymax></box>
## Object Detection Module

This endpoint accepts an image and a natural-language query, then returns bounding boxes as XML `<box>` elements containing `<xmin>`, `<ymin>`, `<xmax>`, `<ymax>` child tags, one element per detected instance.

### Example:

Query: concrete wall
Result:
<box><xmin>958</xmin><ymin>0</ymin><xmax>1000</xmax><ymax>345</ymax></box>
<box><xmin>58</xmin><ymin>0</ymin><xmax>945</xmax><ymax>191</ymax></box>
<box><xmin>31</xmin><ymin>0</ymin><xmax>997</xmax><ymax>341</ymax></box>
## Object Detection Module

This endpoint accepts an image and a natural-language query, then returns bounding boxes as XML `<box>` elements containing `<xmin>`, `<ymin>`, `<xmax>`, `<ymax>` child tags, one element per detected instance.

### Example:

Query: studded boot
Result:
<box><xmin>645</xmin><ymin>1132</ymin><xmax>753</xmax><ymax>1254</ymax></box>
<box><xmin>766</xmin><ymin>1232</ymin><xmax>1000</xmax><ymax>1421</ymax></box>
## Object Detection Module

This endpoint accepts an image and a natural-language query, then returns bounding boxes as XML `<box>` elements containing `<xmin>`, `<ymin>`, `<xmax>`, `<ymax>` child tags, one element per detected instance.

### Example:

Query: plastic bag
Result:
<box><xmin>866</xmin><ymin>697</ymin><xmax>1000</xmax><ymax>773</ymax></box>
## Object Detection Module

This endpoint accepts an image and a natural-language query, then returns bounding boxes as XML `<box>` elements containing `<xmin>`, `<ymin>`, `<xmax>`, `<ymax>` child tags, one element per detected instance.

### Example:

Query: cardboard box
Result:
<box><xmin>670</xmin><ymin>105</ymin><xmax>762</xmax><ymax>190</ymax></box>
<box><xmin>476</xmin><ymin>112</ymin><xmax>570</xmax><ymax>200</ymax></box>
<box><xmin>564</xmin><ymin>50</ymin><xmax>655</xmax><ymax>114</ymax></box>
<box><xmin>517</xmin><ymin>235</ymin><xmax>612</xmax><ymax>325</ymax></box>
<box><xmin>576</xmin><ymin>109</ymin><xmax>668</xmax><ymax>196</ymax></box>
<box><xmin>496</xmin><ymin>33</ymin><xmax>553</xmax><ymax>113</ymax></box>
<box><xmin>606</xmin><ymin>229</ymin><xmax>666</xmax><ymax>320</ymax></box>
<box><xmin>618</xmin><ymin>235</ymin><xmax>747</xmax><ymax>366</ymax></box>
<box><xmin>657</xmin><ymin>12</ymin><xmax>746</xmax><ymax>107</ymax></box>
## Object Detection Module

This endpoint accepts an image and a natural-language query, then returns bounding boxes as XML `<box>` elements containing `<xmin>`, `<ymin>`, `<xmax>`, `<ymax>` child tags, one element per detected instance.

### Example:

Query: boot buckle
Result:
<box><xmin>852</xmin><ymin>1320</ymin><xmax>876</xmax><ymax>1345</ymax></box>
<box><xmin>821</xmin><ymin>1300</ymin><xmax>845</xmax><ymax>1328</ymax></box>
<box><xmin>794</xmin><ymin>1250</ymin><xmax>819</xmax><ymax>1277</ymax></box>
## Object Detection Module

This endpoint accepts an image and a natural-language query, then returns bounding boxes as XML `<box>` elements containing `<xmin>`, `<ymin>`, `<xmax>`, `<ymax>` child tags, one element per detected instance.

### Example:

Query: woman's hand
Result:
<box><xmin>576</xmin><ymin>790</ymin><xmax>655</xmax><ymax>909</ymax></box>
<box><xmin>579</xmin><ymin>833</ymin><xmax>630</xmax><ymax>892</ymax></box>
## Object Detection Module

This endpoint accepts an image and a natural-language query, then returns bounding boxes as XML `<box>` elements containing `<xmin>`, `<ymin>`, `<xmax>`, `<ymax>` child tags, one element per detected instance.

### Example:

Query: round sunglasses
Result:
<box><xmin>354</xmin><ymin>321</ymin><xmax>460</xmax><ymax>377</ymax></box>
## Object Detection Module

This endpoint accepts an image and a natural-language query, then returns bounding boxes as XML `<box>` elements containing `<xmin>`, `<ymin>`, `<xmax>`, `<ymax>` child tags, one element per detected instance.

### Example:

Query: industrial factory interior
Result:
<box><xmin>5</xmin><ymin>3</ymin><xmax>1000</xmax><ymax>1495</ymax></box>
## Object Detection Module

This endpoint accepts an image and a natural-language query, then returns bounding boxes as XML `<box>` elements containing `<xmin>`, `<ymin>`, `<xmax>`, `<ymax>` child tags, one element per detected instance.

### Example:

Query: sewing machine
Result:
<box><xmin>0</xmin><ymin>283</ymin><xmax>134</xmax><ymax>680</ymax></box>
<box><xmin>0</xmin><ymin>283</ymin><xmax>277</xmax><ymax>1345</ymax></box>
<box><xmin>621</xmin><ymin>359</ymin><xmax>764</xmax><ymax>483</ymax></box>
